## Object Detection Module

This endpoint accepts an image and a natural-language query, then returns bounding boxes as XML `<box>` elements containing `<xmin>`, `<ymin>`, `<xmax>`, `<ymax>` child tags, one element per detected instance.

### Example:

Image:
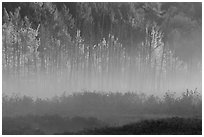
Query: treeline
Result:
<box><xmin>3</xmin><ymin>90</ymin><xmax>202</xmax><ymax>118</ymax></box>
<box><xmin>2</xmin><ymin>2</ymin><xmax>202</xmax><ymax>94</ymax></box>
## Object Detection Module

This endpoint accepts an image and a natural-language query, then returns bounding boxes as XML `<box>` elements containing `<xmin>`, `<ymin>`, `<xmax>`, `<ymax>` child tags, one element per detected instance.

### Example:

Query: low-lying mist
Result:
<box><xmin>3</xmin><ymin>69</ymin><xmax>201</xmax><ymax>98</ymax></box>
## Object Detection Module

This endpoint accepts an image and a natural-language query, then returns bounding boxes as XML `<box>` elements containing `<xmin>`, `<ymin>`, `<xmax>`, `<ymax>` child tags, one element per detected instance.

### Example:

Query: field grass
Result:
<box><xmin>57</xmin><ymin>117</ymin><xmax>202</xmax><ymax>135</ymax></box>
<box><xmin>2</xmin><ymin>115</ymin><xmax>107</xmax><ymax>135</ymax></box>
<box><xmin>3</xmin><ymin>115</ymin><xmax>201</xmax><ymax>135</ymax></box>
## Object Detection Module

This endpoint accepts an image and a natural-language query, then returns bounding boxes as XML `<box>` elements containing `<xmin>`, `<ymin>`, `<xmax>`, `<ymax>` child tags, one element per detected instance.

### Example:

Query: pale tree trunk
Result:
<box><xmin>16</xmin><ymin>39</ymin><xmax>20</xmax><ymax>76</ymax></box>
<box><xmin>3</xmin><ymin>35</ymin><xmax>9</xmax><ymax>76</ymax></box>
<box><xmin>158</xmin><ymin>41</ymin><xmax>166</xmax><ymax>91</ymax></box>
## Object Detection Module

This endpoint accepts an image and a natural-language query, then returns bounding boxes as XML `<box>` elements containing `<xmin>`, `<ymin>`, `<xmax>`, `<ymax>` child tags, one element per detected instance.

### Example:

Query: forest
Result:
<box><xmin>2</xmin><ymin>2</ymin><xmax>202</xmax><ymax>135</ymax></box>
<box><xmin>2</xmin><ymin>2</ymin><xmax>202</xmax><ymax>97</ymax></box>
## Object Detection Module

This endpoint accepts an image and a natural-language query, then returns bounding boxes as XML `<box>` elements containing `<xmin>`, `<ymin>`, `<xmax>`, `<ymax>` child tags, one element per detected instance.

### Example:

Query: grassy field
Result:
<box><xmin>56</xmin><ymin>117</ymin><xmax>202</xmax><ymax>135</ymax></box>
<box><xmin>3</xmin><ymin>115</ymin><xmax>201</xmax><ymax>135</ymax></box>
<box><xmin>2</xmin><ymin>115</ymin><xmax>107</xmax><ymax>135</ymax></box>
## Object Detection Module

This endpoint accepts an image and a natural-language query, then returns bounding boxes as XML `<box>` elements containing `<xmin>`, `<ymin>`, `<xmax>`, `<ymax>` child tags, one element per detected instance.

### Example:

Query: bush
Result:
<box><xmin>3</xmin><ymin>89</ymin><xmax>202</xmax><ymax>117</ymax></box>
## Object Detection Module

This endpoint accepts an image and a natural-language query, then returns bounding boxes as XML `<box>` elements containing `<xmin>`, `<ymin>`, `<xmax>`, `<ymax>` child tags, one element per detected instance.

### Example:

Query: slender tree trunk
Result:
<box><xmin>39</xmin><ymin>25</ymin><xmax>46</xmax><ymax>72</ymax></box>
<box><xmin>13</xmin><ymin>44</ymin><xmax>16</xmax><ymax>76</ymax></box>
<box><xmin>158</xmin><ymin>41</ymin><xmax>166</xmax><ymax>91</ymax></box>
<box><xmin>4</xmin><ymin>35</ymin><xmax>9</xmax><ymax>76</ymax></box>
<box><xmin>16</xmin><ymin>40</ymin><xmax>20</xmax><ymax>75</ymax></box>
<box><xmin>34</xmin><ymin>52</ymin><xmax>37</xmax><ymax>73</ymax></box>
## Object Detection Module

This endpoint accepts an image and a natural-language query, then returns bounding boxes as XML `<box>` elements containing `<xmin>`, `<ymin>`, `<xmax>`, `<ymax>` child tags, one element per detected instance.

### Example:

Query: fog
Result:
<box><xmin>3</xmin><ymin>34</ymin><xmax>202</xmax><ymax>98</ymax></box>
<box><xmin>2</xmin><ymin>31</ymin><xmax>202</xmax><ymax>98</ymax></box>
<box><xmin>2</xmin><ymin>67</ymin><xmax>201</xmax><ymax>98</ymax></box>
<box><xmin>2</xmin><ymin>2</ymin><xmax>202</xmax><ymax>99</ymax></box>
<box><xmin>2</xmin><ymin>2</ymin><xmax>202</xmax><ymax>135</ymax></box>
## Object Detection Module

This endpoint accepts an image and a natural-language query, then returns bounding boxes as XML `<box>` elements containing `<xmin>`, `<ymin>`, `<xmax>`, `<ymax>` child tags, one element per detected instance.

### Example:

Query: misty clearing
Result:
<box><xmin>2</xmin><ymin>2</ymin><xmax>202</xmax><ymax>135</ymax></box>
